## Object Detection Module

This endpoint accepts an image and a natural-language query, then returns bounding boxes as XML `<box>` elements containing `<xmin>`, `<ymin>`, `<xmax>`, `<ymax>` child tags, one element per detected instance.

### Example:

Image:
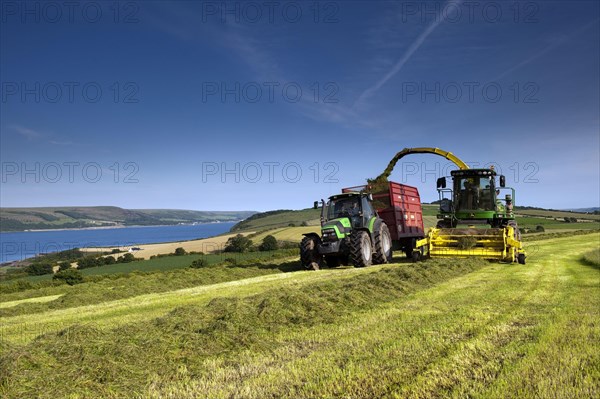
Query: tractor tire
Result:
<box><xmin>373</xmin><ymin>221</ymin><xmax>392</xmax><ymax>264</ymax></box>
<box><xmin>300</xmin><ymin>235</ymin><xmax>322</xmax><ymax>270</ymax></box>
<box><xmin>325</xmin><ymin>255</ymin><xmax>341</xmax><ymax>268</ymax></box>
<box><xmin>350</xmin><ymin>230</ymin><xmax>373</xmax><ymax>268</ymax></box>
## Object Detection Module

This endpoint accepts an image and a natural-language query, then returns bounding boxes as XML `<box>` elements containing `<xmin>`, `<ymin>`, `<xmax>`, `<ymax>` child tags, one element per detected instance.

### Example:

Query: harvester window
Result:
<box><xmin>456</xmin><ymin>177</ymin><xmax>495</xmax><ymax>210</ymax></box>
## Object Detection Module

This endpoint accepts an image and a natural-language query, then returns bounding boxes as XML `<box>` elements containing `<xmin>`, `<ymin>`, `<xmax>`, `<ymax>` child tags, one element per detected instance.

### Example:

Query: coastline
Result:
<box><xmin>1</xmin><ymin>220</ymin><xmax>242</xmax><ymax>234</ymax></box>
<box><xmin>0</xmin><ymin>222</ymin><xmax>240</xmax><ymax>265</ymax></box>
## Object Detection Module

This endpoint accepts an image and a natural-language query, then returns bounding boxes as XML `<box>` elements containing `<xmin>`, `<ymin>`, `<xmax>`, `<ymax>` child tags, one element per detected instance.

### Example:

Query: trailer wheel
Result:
<box><xmin>373</xmin><ymin>221</ymin><xmax>392</xmax><ymax>264</ymax></box>
<box><xmin>300</xmin><ymin>235</ymin><xmax>322</xmax><ymax>270</ymax></box>
<box><xmin>405</xmin><ymin>238</ymin><xmax>416</xmax><ymax>259</ymax></box>
<box><xmin>325</xmin><ymin>255</ymin><xmax>340</xmax><ymax>268</ymax></box>
<box><xmin>412</xmin><ymin>251</ymin><xmax>421</xmax><ymax>263</ymax></box>
<box><xmin>350</xmin><ymin>230</ymin><xmax>373</xmax><ymax>268</ymax></box>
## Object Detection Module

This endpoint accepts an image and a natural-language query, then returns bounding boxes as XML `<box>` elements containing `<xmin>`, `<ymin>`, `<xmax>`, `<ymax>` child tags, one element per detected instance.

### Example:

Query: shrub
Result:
<box><xmin>535</xmin><ymin>225</ymin><xmax>545</xmax><ymax>232</ymax></box>
<box><xmin>77</xmin><ymin>256</ymin><xmax>102</xmax><ymax>269</ymax></box>
<box><xmin>57</xmin><ymin>261</ymin><xmax>72</xmax><ymax>271</ymax></box>
<box><xmin>116</xmin><ymin>253</ymin><xmax>137</xmax><ymax>263</ymax></box>
<box><xmin>111</xmin><ymin>248</ymin><xmax>121</xmax><ymax>254</ymax></box>
<box><xmin>288</xmin><ymin>223</ymin><xmax>296</xmax><ymax>227</ymax></box>
<box><xmin>25</xmin><ymin>263</ymin><xmax>54</xmax><ymax>276</ymax></box>
<box><xmin>259</xmin><ymin>235</ymin><xmax>278</xmax><ymax>251</ymax></box>
<box><xmin>224</xmin><ymin>234</ymin><xmax>252</xmax><ymax>253</ymax></box>
<box><xmin>174</xmin><ymin>247</ymin><xmax>187</xmax><ymax>256</ymax></box>
<box><xmin>224</xmin><ymin>257</ymin><xmax>237</xmax><ymax>265</ymax></box>
<box><xmin>53</xmin><ymin>269</ymin><xmax>84</xmax><ymax>285</ymax></box>
<box><xmin>190</xmin><ymin>259</ymin><xmax>207</xmax><ymax>268</ymax></box>
<box><xmin>301</xmin><ymin>221</ymin><xmax>308</xmax><ymax>226</ymax></box>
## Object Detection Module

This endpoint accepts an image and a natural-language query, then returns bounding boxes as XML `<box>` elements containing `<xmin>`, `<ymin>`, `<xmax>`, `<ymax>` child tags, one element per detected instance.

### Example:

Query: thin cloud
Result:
<box><xmin>11</xmin><ymin>125</ymin><xmax>74</xmax><ymax>146</ymax></box>
<box><xmin>493</xmin><ymin>18</ymin><xmax>599</xmax><ymax>81</ymax></box>
<box><xmin>357</xmin><ymin>0</ymin><xmax>464</xmax><ymax>105</ymax></box>
<box><xmin>11</xmin><ymin>125</ymin><xmax>43</xmax><ymax>140</ymax></box>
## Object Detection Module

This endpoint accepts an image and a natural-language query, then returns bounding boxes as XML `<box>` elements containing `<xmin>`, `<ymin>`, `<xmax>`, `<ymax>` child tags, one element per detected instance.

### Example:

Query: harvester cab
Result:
<box><xmin>436</xmin><ymin>168</ymin><xmax>515</xmax><ymax>229</ymax></box>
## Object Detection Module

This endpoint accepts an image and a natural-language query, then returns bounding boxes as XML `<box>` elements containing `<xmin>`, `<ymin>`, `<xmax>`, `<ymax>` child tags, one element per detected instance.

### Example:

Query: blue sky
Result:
<box><xmin>1</xmin><ymin>0</ymin><xmax>598</xmax><ymax>211</ymax></box>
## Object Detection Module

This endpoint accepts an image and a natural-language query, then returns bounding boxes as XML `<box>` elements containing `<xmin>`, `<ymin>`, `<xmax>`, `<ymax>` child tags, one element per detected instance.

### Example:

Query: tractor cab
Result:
<box><xmin>313</xmin><ymin>192</ymin><xmax>376</xmax><ymax>239</ymax></box>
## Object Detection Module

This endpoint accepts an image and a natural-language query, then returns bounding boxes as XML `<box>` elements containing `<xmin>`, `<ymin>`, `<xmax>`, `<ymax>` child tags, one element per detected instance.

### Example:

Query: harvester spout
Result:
<box><xmin>374</xmin><ymin>147</ymin><xmax>470</xmax><ymax>182</ymax></box>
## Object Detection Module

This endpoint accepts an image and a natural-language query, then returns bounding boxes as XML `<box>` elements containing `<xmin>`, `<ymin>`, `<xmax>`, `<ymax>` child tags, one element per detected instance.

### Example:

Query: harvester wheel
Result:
<box><xmin>325</xmin><ymin>255</ymin><xmax>340</xmax><ymax>268</ymax></box>
<box><xmin>373</xmin><ymin>221</ymin><xmax>393</xmax><ymax>264</ymax></box>
<box><xmin>350</xmin><ymin>230</ymin><xmax>373</xmax><ymax>268</ymax></box>
<box><xmin>518</xmin><ymin>253</ymin><xmax>526</xmax><ymax>265</ymax></box>
<box><xmin>300</xmin><ymin>235</ymin><xmax>322</xmax><ymax>270</ymax></box>
<box><xmin>411</xmin><ymin>251</ymin><xmax>421</xmax><ymax>263</ymax></box>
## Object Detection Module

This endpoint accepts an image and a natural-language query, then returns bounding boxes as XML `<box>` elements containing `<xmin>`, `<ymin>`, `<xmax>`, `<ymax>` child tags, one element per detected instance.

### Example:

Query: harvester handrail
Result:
<box><xmin>375</xmin><ymin>147</ymin><xmax>469</xmax><ymax>181</ymax></box>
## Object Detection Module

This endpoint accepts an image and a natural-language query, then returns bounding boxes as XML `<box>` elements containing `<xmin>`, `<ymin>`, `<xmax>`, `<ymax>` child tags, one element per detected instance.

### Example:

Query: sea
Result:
<box><xmin>0</xmin><ymin>222</ymin><xmax>237</xmax><ymax>263</ymax></box>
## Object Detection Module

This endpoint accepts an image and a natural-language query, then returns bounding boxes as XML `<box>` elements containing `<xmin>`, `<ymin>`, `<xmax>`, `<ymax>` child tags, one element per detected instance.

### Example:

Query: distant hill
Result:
<box><xmin>561</xmin><ymin>207</ymin><xmax>600</xmax><ymax>213</ymax></box>
<box><xmin>231</xmin><ymin>209</ymin><xmax>321</xmax><ymax>232</ymax></box>
<box><xmin>0</xmin><ymin>207</ymin><xmax>256</xmax><ymax>232</ymax></box>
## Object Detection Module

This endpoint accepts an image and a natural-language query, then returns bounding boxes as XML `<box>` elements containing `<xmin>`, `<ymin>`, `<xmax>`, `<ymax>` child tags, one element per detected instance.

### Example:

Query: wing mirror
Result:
<box><xmin>437</xmin><ymin>177</ymin><xmax>446</xmax><ymax>189</ymax></box>
<box><xmin>499</xmin><ymin>175</ymin><xmax>506</xmax><ymax>188</ymax></box>
<box><xmin>313</xmin><ymin>201</ymin><xmax>319</xmax><ymax>209</ymax></box>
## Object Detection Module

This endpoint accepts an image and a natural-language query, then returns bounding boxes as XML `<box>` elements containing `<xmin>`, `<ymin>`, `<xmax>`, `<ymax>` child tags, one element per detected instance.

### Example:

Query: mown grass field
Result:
<box><xmin>0</xmin><ymin>233</ymin><xmax>598</xmax><ymax>398</ymax></box>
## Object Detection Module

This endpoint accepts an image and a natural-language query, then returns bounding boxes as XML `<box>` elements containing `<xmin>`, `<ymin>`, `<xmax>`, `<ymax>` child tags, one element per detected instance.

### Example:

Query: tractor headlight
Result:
<box><xmin>322</xmin><ymin>228</ymin><xmax>337</xmax><ymax>240</ymax></box>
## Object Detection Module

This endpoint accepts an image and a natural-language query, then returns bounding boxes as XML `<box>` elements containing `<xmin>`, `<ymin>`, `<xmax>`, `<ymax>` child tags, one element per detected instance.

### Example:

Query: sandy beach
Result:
<box><xmin>80</xmin><ymin>231</ymin><xmax>255</xmax><ymax>260</ymax></box>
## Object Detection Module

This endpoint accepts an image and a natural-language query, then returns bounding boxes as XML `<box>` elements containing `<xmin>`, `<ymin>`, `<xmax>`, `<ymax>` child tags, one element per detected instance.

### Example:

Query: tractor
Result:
<box><xmin>300</xmin><ymin>192</ymin><xmax>393</xmax><ymax>270</ymax></box>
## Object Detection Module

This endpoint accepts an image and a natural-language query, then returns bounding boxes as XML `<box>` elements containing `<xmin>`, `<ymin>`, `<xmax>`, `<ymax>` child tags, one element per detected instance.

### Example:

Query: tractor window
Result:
<box><xmin>361</xmin><ymin>197</ymin><xmax>375</xmax><ymax>219</ymax></box>
<box><xmin>328</xmin><ymin>197</ymin><xmax>360</xmax><ymax>220</ymax></box>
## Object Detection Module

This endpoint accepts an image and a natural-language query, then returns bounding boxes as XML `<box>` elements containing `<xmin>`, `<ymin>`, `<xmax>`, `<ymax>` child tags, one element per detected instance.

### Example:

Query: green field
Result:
<box><xmin>1</xmin><ymin>233</ymin><xmax>598</xmax><ymax>398</ymax></box>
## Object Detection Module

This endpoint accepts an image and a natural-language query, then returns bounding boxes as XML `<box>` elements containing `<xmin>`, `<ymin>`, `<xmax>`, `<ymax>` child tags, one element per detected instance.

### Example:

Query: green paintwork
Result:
<box><xmin>368</xmin><ymin>217</ymin><xmax>376</xmax><ymax>233</ymax></box>
<box><xmin>322</xmin><ymin>217</ymin><xmax>352</xmax><ymax>239</ymax></box>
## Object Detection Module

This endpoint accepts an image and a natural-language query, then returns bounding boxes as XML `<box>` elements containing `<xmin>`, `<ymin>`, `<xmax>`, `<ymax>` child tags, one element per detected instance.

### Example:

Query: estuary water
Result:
<box><xmin>0</xmin><ymin>222</ymin><xmax>236</xmax><ymax>263</ymax></box>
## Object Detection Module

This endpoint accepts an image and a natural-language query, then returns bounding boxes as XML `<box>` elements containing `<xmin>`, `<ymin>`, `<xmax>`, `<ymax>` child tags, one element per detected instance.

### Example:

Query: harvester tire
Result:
<box><xmin>325</xmin><ymin>255</ymin><xmax>341</xmax><ymax>268</ymax></box>
<box><xmin>350</xmin><ymin>230</ymin><xmax>373</xmax><ymax>268</ymax></box>
<box><xmin>412</xmin><ymin>251</ymin><xmax>421</xmax><ymax>263</ymax></box>
<box><xmin>373</xmin><ymin>221</ymin><xmax>392</xmax><ymax>264</ymax></box>
<box><xmin>518</xmin><ymin>253</ymin><xmax>526</xmax><ymax>265</ymax></box>
<box><xmin>300</xmin><ymin>235</ymin><xmax>322</xmax><ymax>270</ymax></box>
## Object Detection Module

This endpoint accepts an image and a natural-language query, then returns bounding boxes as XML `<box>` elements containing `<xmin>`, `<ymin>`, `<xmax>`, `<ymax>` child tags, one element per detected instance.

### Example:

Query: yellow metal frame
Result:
<box><xmin>416</xmin><ymin>226</ymin><xmax>525</xmax><ymax>262</ymax></box>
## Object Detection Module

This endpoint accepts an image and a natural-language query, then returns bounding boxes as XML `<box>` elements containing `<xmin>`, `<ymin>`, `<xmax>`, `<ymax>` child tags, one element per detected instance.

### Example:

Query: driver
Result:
<box><xmin>347</xmin><ymin>201</ymin><xmax>360</xmax><ymax>216</ymax></box>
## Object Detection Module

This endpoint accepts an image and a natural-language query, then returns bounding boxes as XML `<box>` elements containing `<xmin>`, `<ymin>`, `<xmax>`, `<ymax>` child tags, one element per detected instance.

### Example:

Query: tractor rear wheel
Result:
<box><xmin>373</xmin><ymin>221</ymin><xmax>392</xmax><ymax>264</ymax></box>
<box><xmin>300</xmin><ymin>235</ymin><xmax>322</xmax><ymax>270</ymax></box>
<box><xmin>325</xmin><ymin>255</ymin><xmax>341</xmax><ymax>268</ymax></box>
<box><xmin>350</xmin><ymin>230</ymin><xmax>373</xmax><ymax>268</ymax></box>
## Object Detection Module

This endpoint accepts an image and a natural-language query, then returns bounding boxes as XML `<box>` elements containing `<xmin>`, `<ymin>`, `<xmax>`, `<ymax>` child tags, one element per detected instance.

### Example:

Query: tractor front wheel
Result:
<box><xmin>300</xmin><ymin>235</ymin><xmax>322</xmax><ymax>270</ymax></box>
<box><xmin>350</xmin><ymin>230</ymin><xmax>373</xmax><ymax>268</ymax></box>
